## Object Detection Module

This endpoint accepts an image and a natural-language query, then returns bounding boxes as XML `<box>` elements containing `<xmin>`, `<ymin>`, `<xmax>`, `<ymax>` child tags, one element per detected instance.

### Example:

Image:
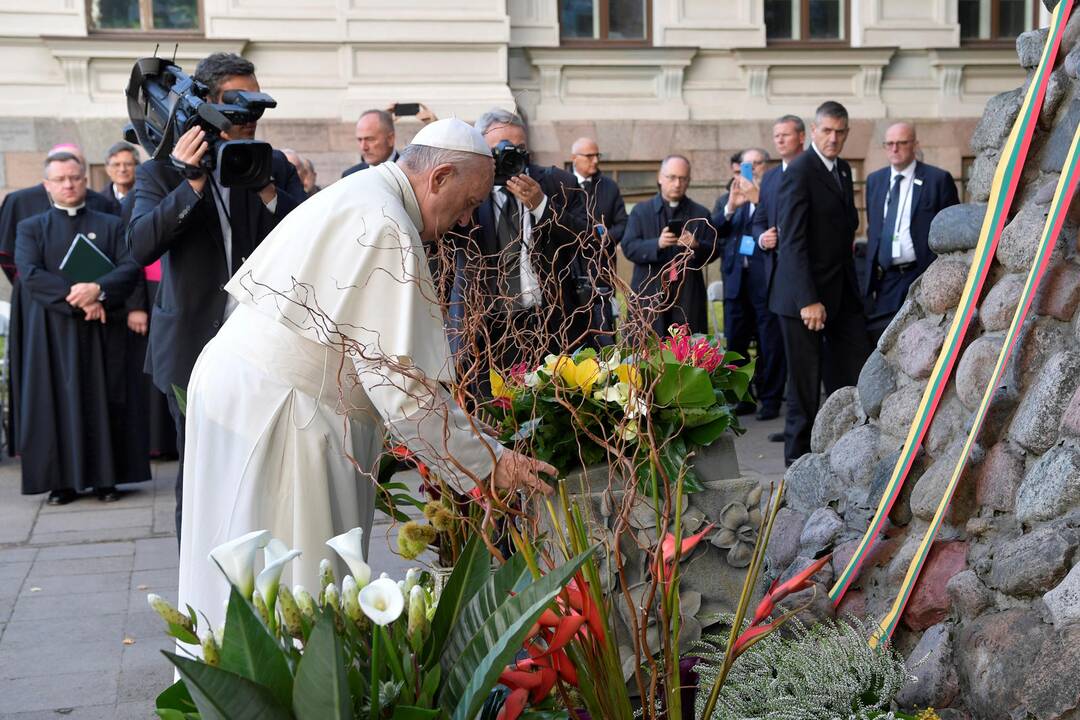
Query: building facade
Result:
<box><xmin>0</xmin><ymin>0</ymin><xmax>1044</xmax><ymax>208</ymax></box>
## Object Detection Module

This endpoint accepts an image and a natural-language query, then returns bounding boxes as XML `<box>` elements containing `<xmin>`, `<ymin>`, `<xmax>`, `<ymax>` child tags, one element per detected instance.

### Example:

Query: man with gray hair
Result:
<box><xmin>448</xmin><ymin>108</ymin><xmax>590</xmax><ymax>385</ymax></box>
<box><xmin>342</xmin><ymin>109</ymin><xmax>397</xmax><ymax>177</ymax></box>
<box><xmin>179</xmin><ymin>119</ymin><xmax>557</xmax><ymax>633</ymax></box>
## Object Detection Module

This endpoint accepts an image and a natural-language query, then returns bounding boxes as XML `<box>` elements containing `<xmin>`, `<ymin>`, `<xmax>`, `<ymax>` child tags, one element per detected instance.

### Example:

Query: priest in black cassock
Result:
<box><xmin>0</xmin><ymin>146</ymin><xmax>114</xmax><ymax>459</ymax></box>
<box><xmin>622</xmin><ymin>154</ymin><xmax>717</xmax><ymax>335</ymax></box>
<box><xmin>13</xmin><ymin>152</ymin><xmax>145</xmax><ymax>504</ymax></box>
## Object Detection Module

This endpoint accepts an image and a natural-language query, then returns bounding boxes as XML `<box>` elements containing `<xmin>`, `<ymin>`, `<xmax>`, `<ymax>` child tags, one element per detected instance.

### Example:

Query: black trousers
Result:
<box><xmin>865</xmin><ymin>264</ymin><xmax>921</xmax><ymax>347</ymax></box>
<box><xmin>724</xmin><ymin>262</ymin><xmax>786</xmax><ymax>410</ymax></box>
<box><xmin>166</xmin><ymin>391</ymin><xmax>186</xmax><ymax>548</ymax></box>
<box><xmin>778</xmin><ymin>305</ymin><xmax>869</xmax><ymax>465</ymax></box>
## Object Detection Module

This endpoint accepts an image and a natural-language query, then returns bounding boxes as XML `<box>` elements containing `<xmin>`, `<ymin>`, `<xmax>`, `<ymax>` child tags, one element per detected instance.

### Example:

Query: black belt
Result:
<box><xmin>878</xmin><ymin>261</ymin><xmax>917</xmax><ymax>279</ymax></box>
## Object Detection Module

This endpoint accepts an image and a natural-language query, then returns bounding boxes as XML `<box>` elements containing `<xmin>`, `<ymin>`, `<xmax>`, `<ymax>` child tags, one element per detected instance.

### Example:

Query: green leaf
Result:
<box><xmin>154</xmin><ymin>710</ymin><xmax>187</xmax><ymax>720</ymax></box>
<box><xmin>655</xmin><ymin>363</ymin><xmax>715</xmax><ymax>408</ymax></box>
<box><xmin>219</xmin><ymin>586</ymin><xmax>294</xmax><ymax>710</ymax></box>
<box><xmin>168</xmin><ymin>621</ymin><xmax>199</xmax><ymax>646</ymax></box>
<box><xmin>439</xmin><ymin>553</ymin><xmax>528</xmax><ymax>672</ymax></box>
<box><xmin>293</xmin><ymin>613</ymin><xmax>351</xmax><ymax>720</ymax></box>
<box><xmin>157</xmin><ymin>679</ymin><xmax>197</xmax><ymax>713</ymax></box>
<box><xmin>423</xmin><ymin>534</ymin><xmax>490</xmax><ymax>665</ymax></box>
<box><xmin>391</xmin><ymin>707</ymin><xmax>442</xmax><ymax>719</ymax></box>
<box><xmin>164</xmin><ymin>652</ymin><xmax>292</xmax><ymax>720</ymax></box>
<box><xmin>171</xmin><ymin>384</ymin><xmax>187</xmax><ymax>416</ymax></box>
<box><xmin>686</xmin><ymin>415</ymin><xmax>732</xmax><ymax>446</ymax></box>
<box><xmin>440</xmin><ymin>545</ymin><xmax>598</xmax><ymax>720</ymax></box>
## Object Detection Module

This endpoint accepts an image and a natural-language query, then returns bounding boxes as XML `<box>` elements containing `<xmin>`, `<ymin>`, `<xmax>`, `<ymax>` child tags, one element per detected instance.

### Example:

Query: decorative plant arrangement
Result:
<box><xmin>148</xmin><ymin>528</ymin><xmax>595</xmax><ymax>719</ymax></box>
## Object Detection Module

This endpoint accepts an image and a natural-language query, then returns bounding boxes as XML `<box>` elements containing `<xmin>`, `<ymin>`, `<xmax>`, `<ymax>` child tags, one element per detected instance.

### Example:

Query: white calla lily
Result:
<box><xmin>326</xmin><ymin>527</ymin><xmax>371</xmax><ymax>588</ymax></box>
<box><xmin>208</xmin><ymin>530</ymin><xmax>271</xmax><ymax>598</ymax></box>
<box><xmin>359</xmin><ymin>577</ymin><xmax>405</xmax><ymax>626</ymax></box>
<box><xmin>255</xmin><ymin>538</ymin><xmax>301</xmax><ymax>614</ymax></box>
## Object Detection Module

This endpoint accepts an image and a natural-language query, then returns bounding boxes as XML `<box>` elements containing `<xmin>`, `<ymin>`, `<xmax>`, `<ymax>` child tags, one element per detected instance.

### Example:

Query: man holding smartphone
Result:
<box><xmin>622</xmin><ymin>154</ymin><xmax>717</xmax><ymax>335</ymax></box>
<box><xmin>713</xmin><ymin>148</ymin><xmax>785</xmax><ymax>421</ymax></box>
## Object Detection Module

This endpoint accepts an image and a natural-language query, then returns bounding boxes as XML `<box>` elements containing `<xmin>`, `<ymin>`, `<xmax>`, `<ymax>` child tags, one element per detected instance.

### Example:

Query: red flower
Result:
<box><xmin>730</xmin><ymin>553</ymin><xmax>832</xmax><ymax>658</ymax></box>
<box><xmin>658</xmin><ymin>523</ymin><xmax>716</xmax><ymax>581</ymax></box>
<box><xmin>491</xmin><ymin>396</ymin><xmax>512</xmax><ymax>411</ymax></box>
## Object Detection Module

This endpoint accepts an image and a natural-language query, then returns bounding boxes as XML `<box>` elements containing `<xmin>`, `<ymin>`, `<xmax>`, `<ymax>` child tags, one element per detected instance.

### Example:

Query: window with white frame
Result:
<box><xmin>959</xmin><ymin>0</ymin><xmax>1037</xmax><ymax>41</ymax></box>
<box><xmin>765</xmin><ymin>0</ymin><xmax>845</xmax><ymax>42</ymax></box>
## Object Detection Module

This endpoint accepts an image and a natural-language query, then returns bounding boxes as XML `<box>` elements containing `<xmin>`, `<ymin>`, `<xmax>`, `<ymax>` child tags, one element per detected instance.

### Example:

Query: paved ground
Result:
<box><xmin>0</xmin><ymin>412</ymin><xmax>784</xmax><ymax>718</ymax></box>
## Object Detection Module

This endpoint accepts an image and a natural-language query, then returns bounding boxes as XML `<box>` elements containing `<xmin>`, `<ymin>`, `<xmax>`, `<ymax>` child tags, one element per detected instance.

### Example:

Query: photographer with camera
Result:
<box><xmin>127</xmin><ymin>52</ymin><xmax>305</xmax><ymax>541</ymax></box>
<box><xmin>447</xmin><ymin>109</ymin><xmax>590</xmax><ymax>392</ymax></box>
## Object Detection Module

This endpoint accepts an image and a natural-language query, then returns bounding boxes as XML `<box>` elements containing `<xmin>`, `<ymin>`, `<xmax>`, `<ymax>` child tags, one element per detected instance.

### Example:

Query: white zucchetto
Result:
<box><xmin>409</xmin><ymin>118</ymin><xmax>491</xmax><ymax>157</ymax></box>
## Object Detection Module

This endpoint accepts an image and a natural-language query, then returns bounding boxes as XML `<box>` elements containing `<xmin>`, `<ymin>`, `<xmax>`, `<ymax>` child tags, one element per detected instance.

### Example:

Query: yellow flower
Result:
<box><xmin>915</xmin><ymin>710</ymin><xmax>941</xmax><ymax>720</ymax></box>
<box><xmin>614</xmin><ymin>363</ymin><xmax>642</xmax><ymax>389</ymax></box>
<box><xmin>571</xmin><ymin>357</ymin><xmax>602</xmax><ymax>395</ymax></box>
<box><xmin>489</xmin><ymin>369</ymin><xmax>514</xmax><ymax>400</ymax></box>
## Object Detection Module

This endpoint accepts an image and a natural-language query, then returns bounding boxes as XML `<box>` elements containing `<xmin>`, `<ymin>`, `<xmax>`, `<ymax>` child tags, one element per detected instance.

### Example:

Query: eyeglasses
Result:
<box><xmin>662</xmin><ymin>174</ymin><xmax>690</xmax><ymax>182</ymax></box>
<box><xmin>883</xmin><ymin>140</ymin><xmax>913</xmax><ymax>149</ymax></box>
<box><xmin>575</xmin><ymin>152</ymin><xmax>602</xmax><ymax>160</ymax></box>
<box><xmin>46</xmin><ymin>175</ymin><xmax>86</xmax><ymax>185</ymax></box>
<box><xmin>107</xmin><ymin>161</ymin><xmax>136</xmax><ymax>169</ymax></box>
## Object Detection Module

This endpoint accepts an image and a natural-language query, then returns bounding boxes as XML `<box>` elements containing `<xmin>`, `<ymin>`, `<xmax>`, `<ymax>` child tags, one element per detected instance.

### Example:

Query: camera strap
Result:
<box><xmin>125</xmin><ymin>57</ymin><xmax>179</xmax><ymax>162</ymax></box>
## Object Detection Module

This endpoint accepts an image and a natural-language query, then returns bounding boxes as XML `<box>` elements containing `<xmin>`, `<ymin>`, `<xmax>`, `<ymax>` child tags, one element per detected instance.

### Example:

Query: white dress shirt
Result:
<box><xmin>208</xmin><ymin>169</ymin><xmax>278</xmax><ymax>320</ymax></box>
<box><xmin>491</xmin><ymin>186</ymin><xmax>548</xmax><ymax>309</ymax></box>
<box><xmin>811</xmin><ymin>142</ymin><xmax>834</xmax><ymax>172</ymax></box>
<box><xmin>882</xmin><ymin>161</ymin><xmax>918</xmax><ymax>265</ymax></box>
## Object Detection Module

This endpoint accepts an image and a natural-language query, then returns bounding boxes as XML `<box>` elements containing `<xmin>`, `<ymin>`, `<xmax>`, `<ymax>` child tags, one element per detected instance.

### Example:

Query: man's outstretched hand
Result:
<box><xmin>490</xmin><ymin>450</ymin><xmax>556</xmax><ymax>496</ymax></box>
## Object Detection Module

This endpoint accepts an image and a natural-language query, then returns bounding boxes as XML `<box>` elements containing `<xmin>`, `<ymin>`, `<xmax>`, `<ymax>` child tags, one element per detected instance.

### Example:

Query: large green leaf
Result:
<box><xmin>293</xmin><ymin>613</ymin><xmax>350</xmax><ymax>720</ymax></box>
<box><xmin>424</xmin><ymin>534</ymin><xmax>490</xmax><ymax>664</ymax></box>
<box><xmin>156</xmin><ymin>679</ymin><xmax>196</xmax><ymax>713</ymax></box>
<box><xmin>391</xmin><ymin>707</ymin><xmax>442</xmax><ymax>719</ymax></box>
<box><xmin>654</xmin><ymin>363</ymin><xmax>715</xmax><ymax>408</ymax></box>
<box><xmin>219</xmin><ymin>586</ymin><xmax>294</xmax><ymax>710</ymax></box>
<box><xmin>439</xmin><ymin>553</ymin><xmax>528</xmax><ymax>673</ymax></box>
<box><xmin>164</xmin><ymin>652</ymin><xmax>293</xmax><ymax>720</ymax></box>
<box><xmin>439</xmin><ymin>545</ymin><xmax>598</xmax><ymax>720</ymax></box>
<box><xmin>686</xmin><ymin>415</ymin><xmax>733</xmax><ymax>446</ymax></box>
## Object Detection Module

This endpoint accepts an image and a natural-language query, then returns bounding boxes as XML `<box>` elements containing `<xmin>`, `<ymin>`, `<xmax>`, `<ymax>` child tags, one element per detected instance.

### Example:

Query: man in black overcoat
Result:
<box><xmin>570</xmin><ymin>136</ymin><xmax>627</xmax><ymax>346</ymax></box>
<box><xmin>622</xmin><ymin>154</ymin><xmax>717</xmax><ymax>336</ymax></box>
<box><xmin>14</xmin><ymin>153</ymin><xmax>144</xmax><ymax>503</ymax></box>
<box><xmin>128</xmin><ymin>52</ymin><xmax>305</xmax><ymax>539</ymax></box>
<box><xmin>447</xmin><ymin>109</ymin><xmax>591</xmax><ymax>391</ymax></box>
<box><xmin>769</xmin><ymin>101</ymin><xmax>870</xmax><ymax>465</ymax></box>
<box><xmin>863</xmin><ymin>122</ymin><xmax>959</xmax><ymax>343</ymax></box>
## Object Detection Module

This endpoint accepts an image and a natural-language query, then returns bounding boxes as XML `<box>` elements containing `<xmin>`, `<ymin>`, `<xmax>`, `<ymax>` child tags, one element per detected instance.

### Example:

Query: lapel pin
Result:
<box><xmin>913</xmin><ymin>178</ymin><xmax>923</xmax><ymax>186</ymax></box>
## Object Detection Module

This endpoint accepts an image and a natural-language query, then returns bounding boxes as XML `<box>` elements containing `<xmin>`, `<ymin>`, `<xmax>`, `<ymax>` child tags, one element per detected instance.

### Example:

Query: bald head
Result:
<box><xmin>658</xmin><ymin>155</ymin><xmax>691</xmax><ymax>203</ymax></box>
<box><xmin>356</xmin><ymin>109</ymin><xmax>396</xmax><ymax>165</ymax></box>
<box><xmin>884</xmin><ymin>122</ymin><xmax>918</xmax><ymax>170</ymax></box>
<box><xmin>571</xmin><ymin>137</ymin><xmax>601</xmax><ymax>179</ymax></box>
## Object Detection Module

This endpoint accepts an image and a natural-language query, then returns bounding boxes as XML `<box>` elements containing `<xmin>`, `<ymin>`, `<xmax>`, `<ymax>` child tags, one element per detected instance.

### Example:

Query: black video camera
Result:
<box><xmin>125</xmin><ymin>57</ymin><xmax>276</xmax><ymax>188</ymax></box>
<box><xmin>492</xmin><ymin>140</ymin><xmax>529</xmax><ymax>186</ymax></box>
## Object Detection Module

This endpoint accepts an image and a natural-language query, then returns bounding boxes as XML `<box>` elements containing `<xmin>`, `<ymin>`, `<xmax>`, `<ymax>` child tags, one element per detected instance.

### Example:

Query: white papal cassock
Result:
<box><xmin>178</xmin><ymin>158</ymin><xmax>502</xmax><ymax>631</ymax></box>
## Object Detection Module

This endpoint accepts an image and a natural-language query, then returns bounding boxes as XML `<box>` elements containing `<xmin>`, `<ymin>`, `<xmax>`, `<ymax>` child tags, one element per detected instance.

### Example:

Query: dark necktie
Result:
<box><xmin>830</xmin><ymin>162</ymin><xmax>842</xmax><ymax>190</ymax></box>
<box><xmin>879</xmin><ymin>174</ymin><xmax>903</xmax><ymax>269</ymax></box>
<box><xmin>495</xmin><ymin>187</ymin><xmax>523</xmax><ymax>301</ymax></box>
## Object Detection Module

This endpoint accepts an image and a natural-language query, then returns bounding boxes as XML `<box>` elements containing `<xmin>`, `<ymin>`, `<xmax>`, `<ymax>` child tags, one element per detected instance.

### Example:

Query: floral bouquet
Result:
<box><xmin>487</xmin><ymin>324</ymin><xmax>754</xmax><ymax>491</ymax></box>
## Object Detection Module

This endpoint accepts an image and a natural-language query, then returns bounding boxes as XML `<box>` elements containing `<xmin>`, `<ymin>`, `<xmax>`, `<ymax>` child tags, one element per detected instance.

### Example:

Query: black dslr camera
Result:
<box><xmin>492</xmin><ymin>140</ymin><xmax>529</xmax><ymax>186</ymax></box>
<box><xmin>125</xmin><ymin>57</ymin><xmax>276</xmax><ymax>188</ymax></box>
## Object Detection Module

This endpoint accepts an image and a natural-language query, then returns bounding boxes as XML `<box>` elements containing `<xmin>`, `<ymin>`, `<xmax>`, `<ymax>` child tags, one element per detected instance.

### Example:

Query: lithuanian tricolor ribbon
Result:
<box><xmin>871</xmin><ymin>117</ymin><xmax>1080</xmax><ymax>644</ymax></box>
<box><xmin>830</xmin><ymin>0</ymin><xmax>1077</xmax><ymax>609</ymax></box>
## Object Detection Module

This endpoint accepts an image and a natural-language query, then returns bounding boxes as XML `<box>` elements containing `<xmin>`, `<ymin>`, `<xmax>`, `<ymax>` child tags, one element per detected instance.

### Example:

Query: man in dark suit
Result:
<box><xmin>448</xmin><ymin>109</ymin><xmax>590</xmax><ymax>392</ymax></box>
<box><xmin>102</xmin><ymin>141</ymin><xmax>139</xmax><ymax>219</ymax></box>
<box><xmin>769</xmin><ymin>100</ymin><xmax>870</xmax><ymax>465</ymax></box>
<box><xmin>570</xmin><ymin>136</ymin><xmax>627</xmax><ymax>346</ymax></box>
<box><xmin>623</xmin><ymin>155</ymin><xmax>717</xmax><ymax>336</ymax></box>
<box><xmin>341</xmin><ymin>109</ymin><xmax>399</xmax><ymax>178</ymax></box>
<box><xmin>713</xmin><ymin>147</ymin><xmax>785</xmax><ymax>420</ymax></box>
<box><xmin>128</xmin><ymin>52</ymin><xmax>305</xmax><ymax>540</ymax></box>
<box><xmin>864</xmin><ymin>122</ymin><xmax>960</xmax><ymax>343</ymax></box>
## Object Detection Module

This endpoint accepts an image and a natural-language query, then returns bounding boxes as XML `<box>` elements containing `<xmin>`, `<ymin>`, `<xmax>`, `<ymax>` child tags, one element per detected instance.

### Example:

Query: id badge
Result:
<box><xmin>739</xmin><ymin>235</ymin><xmax>755</xmax><ymax>256</ymax></box>
<box><xmin>891</xmin><ymin>237</ymin><xmax>901</xmax><ymax>259</ymax></box>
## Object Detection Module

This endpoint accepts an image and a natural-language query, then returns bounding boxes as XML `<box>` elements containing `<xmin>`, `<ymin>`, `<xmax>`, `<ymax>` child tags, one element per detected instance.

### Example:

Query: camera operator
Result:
<box><xmin>128</xmin><ymin>52</ymin><xmax>305</xmax><ymax>541</ymax></box>
<box><xmin>447</xmin><ymin>109</ymin><xmax>590</xmax><ymax>393</ymax></box>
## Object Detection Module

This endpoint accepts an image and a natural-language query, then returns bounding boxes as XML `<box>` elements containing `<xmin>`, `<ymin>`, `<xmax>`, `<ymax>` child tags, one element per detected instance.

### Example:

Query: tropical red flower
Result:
<box><xmin>657</xmin><ymin>523</ymin><xmax>716</xmax><ymax>581</ymax></box>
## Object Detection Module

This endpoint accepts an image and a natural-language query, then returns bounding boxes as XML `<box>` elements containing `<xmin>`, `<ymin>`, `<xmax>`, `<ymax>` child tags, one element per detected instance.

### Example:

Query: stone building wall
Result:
<box><xmin>767</xmin><ymin>8</ymin><xmax>1080</xmax><ymax>718</ymax></box>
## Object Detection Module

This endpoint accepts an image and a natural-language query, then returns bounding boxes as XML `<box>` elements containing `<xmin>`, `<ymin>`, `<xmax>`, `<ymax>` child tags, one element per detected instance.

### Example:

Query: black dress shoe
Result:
<box><xmin>768</xmin><ymin>432</ymin><xmax>785</xmax><ymax>443</ymax></box>
<box><xmin>47</xmin><ymin>490</ymin><xmax>77</xmax><ymax>506</ymax></box>
<box><xmin>735</xmin><ymin>400</ymin><xmax>757</xmax><ymax>416</ymax></box>
<box><xmin>95</xmin><ymin>487</ymin><xmax>121</xmax><ymax>503</ymax></box>
<box><xmin>756</xmin><ymin>405</ymin><xmax>780</xmax><ymax>421</ymax></box>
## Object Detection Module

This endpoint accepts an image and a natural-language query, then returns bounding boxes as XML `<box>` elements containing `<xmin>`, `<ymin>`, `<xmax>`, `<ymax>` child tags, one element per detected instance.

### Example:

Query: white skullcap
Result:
<box><xmin>409</xmin><ymin>118</ymin><xmax>491</xmax><ymax>157</ymax></box>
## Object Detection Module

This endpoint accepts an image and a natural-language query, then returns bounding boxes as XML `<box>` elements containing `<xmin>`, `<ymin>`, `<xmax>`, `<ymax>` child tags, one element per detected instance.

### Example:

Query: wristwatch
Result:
<box><xmin>96</xmin><ymin>283</ymin><xmax>106</xmax><ymax>303</ymax></box>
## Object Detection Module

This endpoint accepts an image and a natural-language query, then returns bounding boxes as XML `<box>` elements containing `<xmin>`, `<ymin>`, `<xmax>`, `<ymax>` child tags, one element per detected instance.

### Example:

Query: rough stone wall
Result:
<box><xmin>770</xmin><ymin>14</ymin><xmax>1080</xmax><ymax>720</ymax></box>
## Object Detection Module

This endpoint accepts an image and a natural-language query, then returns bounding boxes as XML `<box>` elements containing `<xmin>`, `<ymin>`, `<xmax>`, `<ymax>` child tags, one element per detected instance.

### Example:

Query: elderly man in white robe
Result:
<box><xmin>178</xmin><ymin>119</ymin><xmax>554</xmax><ymax>629</ymax></box>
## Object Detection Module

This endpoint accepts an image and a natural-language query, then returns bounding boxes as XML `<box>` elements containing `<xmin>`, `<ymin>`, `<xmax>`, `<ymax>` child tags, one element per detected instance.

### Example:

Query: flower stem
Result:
<box><xmin>370</xmin><ymin>625</ymin><xmax>381</xmax><ymax>720</ymax></box>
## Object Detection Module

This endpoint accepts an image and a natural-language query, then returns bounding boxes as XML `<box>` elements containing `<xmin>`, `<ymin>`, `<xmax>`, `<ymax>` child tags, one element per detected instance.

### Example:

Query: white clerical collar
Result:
<box><xmin>667</xmin><ymin>200</ymin><xmax>680</xmax><ymax>208</ymax></box>
<box><xmin>891</xmin><ymin>161</ymin><xmax>916</xmax><ymax>182</ymax></box>
<box><xmin>782</xmin><ymin>160</ymin><xmax>788</xmax><ymax>171</ymax></box>
<box><xmin>53</xmin><ymin>202</ymin><xmax>84</xmax><ymax>216</ymax></box>
<box><xmin>811</xmin><ymin>142</ymin><xmax>835</xmax><ymax>172</ymax></box>
<box><xmin>378</xmin><ymin>161</ymin><xmax>424</xmax><ymax>236</ymax></box>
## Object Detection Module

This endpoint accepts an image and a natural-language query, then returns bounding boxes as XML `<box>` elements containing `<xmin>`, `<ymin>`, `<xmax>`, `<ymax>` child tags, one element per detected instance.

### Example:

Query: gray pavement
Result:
<box><xmin>0</xmin><ymin>411</ymin><xmax>785</xmax><ymax>718</ymax></box>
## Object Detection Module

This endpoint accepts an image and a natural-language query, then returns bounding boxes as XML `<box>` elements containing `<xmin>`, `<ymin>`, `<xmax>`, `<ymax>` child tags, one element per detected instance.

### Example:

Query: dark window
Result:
<box><xmin>960</xmin><ymin>0</ymin><xmax>1038</xmax><ymax>41</ymax></box>
<box><xmin>764</xmin><ymin>0</ymin><xmax>846</xmax><ymax>42</ymax></box>
<box><xmin>88</xmin><ymin>0</ymin><xmax>200</xmax><ymax>32</ymax></box>
<box><xmin>558</xmin><ymin>0</ymin><xmax>651</xmax><ymax>44</ymax></box>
